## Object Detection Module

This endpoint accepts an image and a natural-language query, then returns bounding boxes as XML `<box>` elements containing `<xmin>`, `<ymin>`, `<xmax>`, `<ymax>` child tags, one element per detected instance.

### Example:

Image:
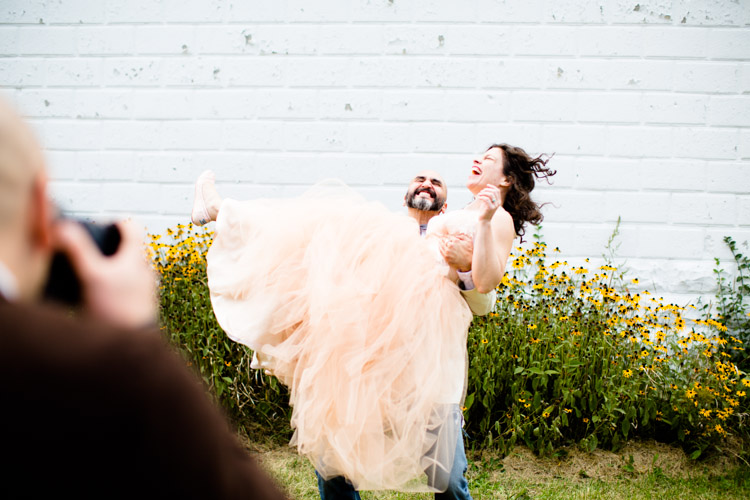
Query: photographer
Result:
<box><xmin>0</xmin><ymin>98</ymin><xmax>287</xmax><ymax>499</ymax></box>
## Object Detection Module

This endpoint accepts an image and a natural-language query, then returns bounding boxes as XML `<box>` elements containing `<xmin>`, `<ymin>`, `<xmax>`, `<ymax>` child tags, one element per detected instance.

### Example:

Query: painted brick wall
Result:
<box><xmin>1</xmin><ymin>0</ymin><xmax>749</xmax><ymax>307</ymax></box>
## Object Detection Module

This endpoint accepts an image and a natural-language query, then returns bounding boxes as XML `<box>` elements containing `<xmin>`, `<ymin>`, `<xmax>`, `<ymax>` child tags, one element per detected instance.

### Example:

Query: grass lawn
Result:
<box><xmin>245</xmin><ymin>437</ymin><xmax>750</xmax><ymax>499</ymax></box>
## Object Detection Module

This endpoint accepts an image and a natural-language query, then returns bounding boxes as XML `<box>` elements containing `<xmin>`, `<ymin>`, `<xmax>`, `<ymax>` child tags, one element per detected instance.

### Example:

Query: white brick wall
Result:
<box><xmin>1</xmin><ymin>0</ymin><xmax>749</xmax><ymax>307</ymax></box>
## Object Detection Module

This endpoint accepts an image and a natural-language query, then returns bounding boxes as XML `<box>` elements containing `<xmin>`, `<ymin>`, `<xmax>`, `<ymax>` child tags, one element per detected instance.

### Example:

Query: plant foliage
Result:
<box><xmin>148</xmin><ymin>223</ymin><xmax>748</xmax><ymax>455</ymax></box>
<box><xmin>708</xmin><ymin>237</ymin><xmax>750</xmax><ymax>372</ymax></box>
<box><xmin>148</xmin><ymin>223</ymin><xmax>291</xmax><ymax>440</ymax></box>
<box><xmin>464</xmin><ymin>230</ymin><xmax>748</xmax><ymax>458</ymax></box>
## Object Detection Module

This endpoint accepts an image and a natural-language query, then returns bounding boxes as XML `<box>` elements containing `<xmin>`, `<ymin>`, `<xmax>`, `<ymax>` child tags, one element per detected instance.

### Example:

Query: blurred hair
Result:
<box><xmin>489</xmin><ymin>143</ymin><xmax>555</xmax><ymax>240</ymax></box>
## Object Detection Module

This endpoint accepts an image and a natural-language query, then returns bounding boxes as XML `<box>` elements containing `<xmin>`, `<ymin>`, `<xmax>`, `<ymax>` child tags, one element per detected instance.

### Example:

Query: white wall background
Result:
<box><xmin>1</xmin><ymin>0</ymin><xmax>749</xmax><ymax>307</ymax></box>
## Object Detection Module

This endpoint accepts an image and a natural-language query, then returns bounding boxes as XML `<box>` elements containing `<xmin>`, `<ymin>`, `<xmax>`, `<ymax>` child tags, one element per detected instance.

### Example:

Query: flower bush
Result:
<box><xmin>149</xmin><ymin>223</ymin><xmax>748</xmax><ymax>455</ymax></box>
<box><xmin>704</xmin><ymin>236</ymin><xmax>750</xmax><ymax>372</ymax></box>
<box><xmin>148</xmin><ymin>223</ymin><xmax>291</xmax><ymax>440</ymax></box>
<box><xmin>464</xmin><ymin>232</ymin><xmax>748</xmax><ymax>458</ymax></box>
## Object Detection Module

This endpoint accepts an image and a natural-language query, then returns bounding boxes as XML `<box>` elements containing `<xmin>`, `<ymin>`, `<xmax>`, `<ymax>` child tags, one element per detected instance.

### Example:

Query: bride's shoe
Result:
<box><xmin>191</xmin><ymin>170</ymin><xmax>219</xmax><ymax>226</ymax></box>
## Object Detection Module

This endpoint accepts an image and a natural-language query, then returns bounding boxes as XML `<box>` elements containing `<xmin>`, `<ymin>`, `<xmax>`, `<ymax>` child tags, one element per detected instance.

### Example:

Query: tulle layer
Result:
<box><xmin>206</xmin><ymin>182</ymin><xmax>472</xmax><ymax>491</ymax></box>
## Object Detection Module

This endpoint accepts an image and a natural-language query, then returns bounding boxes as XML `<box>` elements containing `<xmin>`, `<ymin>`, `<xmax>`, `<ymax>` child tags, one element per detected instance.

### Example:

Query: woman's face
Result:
<box><xmin>466</xmin><ymin>146</ymin><xmax>510</xmax><ymax>195</ymax></box>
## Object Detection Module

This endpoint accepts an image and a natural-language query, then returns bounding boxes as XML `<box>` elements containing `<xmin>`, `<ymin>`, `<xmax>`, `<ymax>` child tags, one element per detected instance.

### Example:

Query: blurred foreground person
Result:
<box><xmin>0</xmin><ymin>98</ymin><xmax>287</xmax><ymax>500</ymax></box>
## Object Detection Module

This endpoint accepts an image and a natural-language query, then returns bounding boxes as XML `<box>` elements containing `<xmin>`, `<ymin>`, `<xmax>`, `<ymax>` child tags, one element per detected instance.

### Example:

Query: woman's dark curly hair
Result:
<box><xmin>489</xmin><ymin>143</ymin><xmax>555</xmax><ymax>239</ymax></box>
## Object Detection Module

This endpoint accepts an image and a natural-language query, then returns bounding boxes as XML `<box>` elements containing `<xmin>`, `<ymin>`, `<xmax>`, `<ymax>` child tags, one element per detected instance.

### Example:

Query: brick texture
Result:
<box><xmin>1</xmin><ymin>0</ymin><xmax>749</xmax><ymax>304</ymax></box>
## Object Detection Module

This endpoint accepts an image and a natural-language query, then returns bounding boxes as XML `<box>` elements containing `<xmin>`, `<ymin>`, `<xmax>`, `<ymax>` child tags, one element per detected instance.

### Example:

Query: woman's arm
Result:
<box><xmin>471</xmin><ymin>187</ymin><xmax>515</xmax><ymax>293</ymax></box>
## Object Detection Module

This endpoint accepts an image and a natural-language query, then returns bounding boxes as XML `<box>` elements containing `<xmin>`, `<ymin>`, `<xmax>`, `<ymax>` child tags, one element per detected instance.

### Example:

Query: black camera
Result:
<box><xmin>43</xmin><ymin>219</ymin><xmax>121</xmax><ymax>306</ymax></box>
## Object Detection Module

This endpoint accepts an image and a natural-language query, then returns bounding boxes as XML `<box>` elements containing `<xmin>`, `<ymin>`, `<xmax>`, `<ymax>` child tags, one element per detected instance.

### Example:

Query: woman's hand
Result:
<box><xmin>475</xmin><ymin>185</ymin><xmax>503</xmax><ymax>222</ymax></box>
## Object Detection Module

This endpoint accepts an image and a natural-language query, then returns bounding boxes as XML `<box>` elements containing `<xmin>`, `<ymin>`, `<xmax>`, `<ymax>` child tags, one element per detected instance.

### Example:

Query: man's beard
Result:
<box><xmin>406</xmin><ymin>196</ymin><xmax>443</xmax><ymax>212</ymax></box>
<box><xmin>406</xmin><ymin>189</ymin><xmax>445</xmax><ymax>212</ymax></box>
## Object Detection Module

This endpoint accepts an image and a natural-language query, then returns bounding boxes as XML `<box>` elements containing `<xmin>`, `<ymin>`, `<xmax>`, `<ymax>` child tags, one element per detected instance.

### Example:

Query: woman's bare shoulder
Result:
<box><xmin>492</xmin><ymin>209</ymin><xmax>516</xmax><ymax>248</ymax></box>
<box><xmin>493</xmin><ymin>207</ymin><xmax>514</xmax><ymax>229</ymax></box>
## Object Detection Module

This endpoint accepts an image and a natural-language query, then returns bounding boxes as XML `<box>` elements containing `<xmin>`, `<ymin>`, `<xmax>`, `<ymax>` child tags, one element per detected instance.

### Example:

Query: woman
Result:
<box><xmin>191</xmin><ymin>143</ymin><xmax>554</xmax><ymax>492</ymax></box>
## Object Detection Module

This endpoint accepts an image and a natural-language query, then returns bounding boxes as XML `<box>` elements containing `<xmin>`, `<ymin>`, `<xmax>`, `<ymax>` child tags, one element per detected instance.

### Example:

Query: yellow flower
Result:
<box><xmin>524</xmin><ymin>403</ymin><xmax>531</xmax><ymax>408</ymax></box>
<box><xmin>583</xmin><ymin>418</ymin><xmax>589</xmax><ymax>423</ymax></box>
<box><xmin>737</xmin><ymin>391</ymin><xmax>746</xmax><ymax>397</ymax></box>
<box><xmin>622</xmin><ymin>369</ymin><xmax>633</xmax><ymax>378</ymax></box>
<box><xmin>527</xmin><ymin>324</ymin><xmax>537</xmax><ymax>330</ymax></box>
<box><xmin>685</xmin><ymin>389</ymin><xmax>697</xmax><ymax>399</ymax></box>
<box><xmin>563</xmin><ymin>408</ymin><xmax>572</xmax><ymax>414</ymax></box>
<box><xmin>481</xmin><ymin>339</ymin><xmax>488</xmax><ymax>344</ymax></box>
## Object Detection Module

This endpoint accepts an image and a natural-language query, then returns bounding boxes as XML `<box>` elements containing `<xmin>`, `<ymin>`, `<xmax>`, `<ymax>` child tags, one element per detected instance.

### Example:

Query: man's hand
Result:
<box><xmin>52</xmin><ymin>219</ymin><xmax>157</xmax><ymax>329</ymax></box>
<box><xmin>439</xmin><ymin>233</ymin><xmax>473</xmax><ymax>272</ymax></box>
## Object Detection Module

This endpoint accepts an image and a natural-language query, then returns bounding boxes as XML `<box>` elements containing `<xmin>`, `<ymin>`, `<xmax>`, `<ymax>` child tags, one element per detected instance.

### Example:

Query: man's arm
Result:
<box><xmin>460</xmin><ymin>287</ymin><xmax>496</xmax><ymax>316</ymax></box>
<box><xmin>440</xmin><ymin>234</ymin><xmax>497</xmax><ymax>316</ymax></box>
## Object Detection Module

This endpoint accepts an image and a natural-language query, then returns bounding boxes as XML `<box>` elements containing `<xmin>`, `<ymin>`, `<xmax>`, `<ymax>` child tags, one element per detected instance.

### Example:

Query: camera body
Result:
<box><xmin>43</xmin><ymin>220</ymin><xmax>121</xmax><ymax>306</ymax></box>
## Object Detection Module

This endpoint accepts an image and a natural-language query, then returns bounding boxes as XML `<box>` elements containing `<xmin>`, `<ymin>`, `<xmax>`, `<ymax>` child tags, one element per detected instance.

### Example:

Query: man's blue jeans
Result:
<box><xmin>316</xmin><ymin>431</ymin><xmax>472</xmax><ymax>500</ymax></box>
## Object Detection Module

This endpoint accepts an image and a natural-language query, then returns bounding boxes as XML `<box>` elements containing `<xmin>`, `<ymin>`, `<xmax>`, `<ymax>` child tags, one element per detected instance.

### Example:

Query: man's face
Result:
<box><xmin>405</xmin><ymin>170</ymin><xmax>447</xmax><ymax>212</ymax></box>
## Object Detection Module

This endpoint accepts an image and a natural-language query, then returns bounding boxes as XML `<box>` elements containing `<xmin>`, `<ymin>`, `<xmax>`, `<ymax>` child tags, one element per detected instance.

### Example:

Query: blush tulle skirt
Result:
<box><xmin>206</xmin><ymin>182</ymin><xmax>472</xmax><ymax>491</ymax></box>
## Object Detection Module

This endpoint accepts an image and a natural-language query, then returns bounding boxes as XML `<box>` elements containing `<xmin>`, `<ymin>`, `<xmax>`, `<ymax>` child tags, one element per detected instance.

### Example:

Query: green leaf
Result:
<box><xmin>533</xmin><ymin>392</ymin><xmax>542</xmax><ymax>409</ymax></box>
<box><xmin>464</xmin><ymin>392</ymin><xmax>475</xmax><ymax>411</ymax></box>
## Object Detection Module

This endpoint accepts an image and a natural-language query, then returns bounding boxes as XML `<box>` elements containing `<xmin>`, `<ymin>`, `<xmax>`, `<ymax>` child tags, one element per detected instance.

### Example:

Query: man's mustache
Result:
<box><xmin>414</xmin><ymin>186</ymin><xmax>436</xmax><ymax>198</ymax></box>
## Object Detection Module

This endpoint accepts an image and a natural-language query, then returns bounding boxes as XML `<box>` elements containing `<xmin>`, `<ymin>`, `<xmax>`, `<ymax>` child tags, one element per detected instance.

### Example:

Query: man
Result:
<box><xmin>404</xmin><ymin>170</ymin><xmax>495</xmax><ymax>317</ymax></box>
<box><xmin>0</xmin><ymin>98</ymin><xmax>288</xmax><ymax>499</ymax></box>
<box><xmin>316</xmin><ymin>170</ymin><xmax>495</xmax><ymax>499</ymax></box>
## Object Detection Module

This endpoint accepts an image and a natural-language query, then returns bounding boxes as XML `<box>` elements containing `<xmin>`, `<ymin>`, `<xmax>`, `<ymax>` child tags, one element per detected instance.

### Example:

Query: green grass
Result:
<box><xmin>252</xmin><ymin>440</ymin><xmax>750</xmax><ymax>500</ymax></box>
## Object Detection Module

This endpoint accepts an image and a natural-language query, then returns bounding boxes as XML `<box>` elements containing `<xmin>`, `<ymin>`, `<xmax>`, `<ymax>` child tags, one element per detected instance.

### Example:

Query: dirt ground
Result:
<box><xmin>470</xmin><ymin>438</ymin><xmax>745</xmax><ymax>483</ymax></box>
<box><xmin>246</xmin><ymin>435</ymin><xmax>746</xmax><ymax>484</ymax></box>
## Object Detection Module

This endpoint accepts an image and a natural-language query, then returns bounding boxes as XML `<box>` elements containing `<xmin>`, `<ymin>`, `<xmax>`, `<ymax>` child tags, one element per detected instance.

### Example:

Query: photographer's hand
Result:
<box><xmin>53</xmin><ymin>219</ymin><xmax>157</xmax><ymax>330</ymax></box>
